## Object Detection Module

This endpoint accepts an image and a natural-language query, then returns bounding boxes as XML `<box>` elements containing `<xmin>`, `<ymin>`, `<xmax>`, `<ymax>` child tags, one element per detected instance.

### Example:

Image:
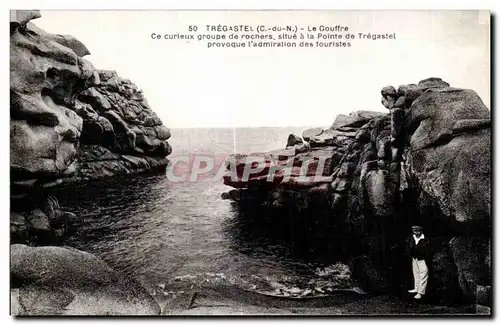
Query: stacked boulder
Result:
<box><xmin>222</xmin><ymin>77</ymin><xmax>491</xmax><ymax>308</ymax></box>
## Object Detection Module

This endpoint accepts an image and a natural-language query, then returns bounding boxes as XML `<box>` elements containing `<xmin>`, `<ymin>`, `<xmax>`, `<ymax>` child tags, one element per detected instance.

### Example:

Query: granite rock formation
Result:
<box><xmin>10</xmin><ymin>11</ymin><xmax>172</xmax><ymax>240</ymax></box>
<box><xmin>11</xmin><ymin>244</ymin><xmax>161</xmax><ymax>315</ymax></box>
<box><xmin>72</xmin><ymin>70</ymin><xmax>171</xmax><ymax>182</ymax></box>
<box><xmin>10</xmin><ymin>10</ymin><xmax>171</xmax><ymax>188</ymax></box>
<box><xmin>10</xmin><ymin>194</ymin><xmax>74</xmax><ymax>246</ymax></box>
<box><xmin>10</xmin><ymin>10</ymin><xmax>166</xmax><ymax>315</ymax></box>
<box><xmin>10</xmin><ymin>12</ymin><xmax>95</xmax><ymax>182</ymax></box>
<box><xmin>222</xmin><ymin>77</ymin><xmax>491</xmax><ymax>307</ymax></box>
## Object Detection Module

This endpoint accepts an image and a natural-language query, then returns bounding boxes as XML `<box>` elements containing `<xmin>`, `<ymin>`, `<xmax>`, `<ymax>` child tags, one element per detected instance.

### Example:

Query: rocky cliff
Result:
<box><xmin>10</xmin><ymin>11</ymin><xmax>172</xmax><ymax>243</ymax></box>
<box><xmin>222</xmin><ymin>77</ymin><xmax>491</xmax><ymax>307</ymax></box>
<box><xmin>10</xmin><ymin>10</ymin><xmax>168</xmax><ymax>315</ymax></box>
<box><xmin>11</xmin><ymin>11</ymin><xmax>171</xmax><ymax>189</ymax></box>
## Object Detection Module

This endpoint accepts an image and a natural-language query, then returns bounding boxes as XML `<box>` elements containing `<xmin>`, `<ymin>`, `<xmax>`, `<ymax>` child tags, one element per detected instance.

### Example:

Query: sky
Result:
<box><xmin>34</xmin><ymin>10</ymin><xmax>490</xmax><ymax>128</ymax></box>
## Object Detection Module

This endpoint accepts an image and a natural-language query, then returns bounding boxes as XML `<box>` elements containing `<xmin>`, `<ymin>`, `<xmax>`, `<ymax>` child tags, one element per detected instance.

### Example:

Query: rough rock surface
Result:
<box><xmin>10</xmin><ymin>10</ymin><xmax>41</xmax><ymax>26</ymax></box>
<box><xmin>10</xmin><ymin>13</ymin><xmax>94</xmax><ymax>180</ymax></box>
<box><xmin>9</xmin><ymin>11</ymin><xmax>169</xmax><ymax>315</ymax></box>
<box><xmin>10</xmin><ymin>10</ymin><xmax>172</xmax><ymax>241</ymax></box>
<box><xmin>10</xmin><ymin>11</ymin><xmax>171</xmax><ymax>187</ymax></box>
<box><xmin>222</xmin><ymin>77</ymin><xmax>491</xmax><ymax>306</ymax></box>
<box><xmin>11</xmin><ymin>244</ymin><xmax>160</xmax><ymax>315</ymax></box>
<box><xmin>330</xmin><ymin>111</ymin><xmax>386</xmax><ymax>129</ymax></box>
<box><xmin>405</xmin><ymin>88</ymin><xmax>491</xmax><ymax>225</ymax></box>
<box><xmin>286</xmin><ymin>133</ymin><xmax>303</xmax><ymax>147</ymax></box>
<box><xmin>71</xmin><ymin>69</ymin><xmax>172</xmax><ymax>182</ymax></box>
<box><xmin>11</xmin><ymin>195</ymin><xmax>74</xmax><ymax>246</ymax></box>
<box><xmin>302</xmin><ymin>127</ymin><xmax>324</xmax><ymax>142</ymax></box>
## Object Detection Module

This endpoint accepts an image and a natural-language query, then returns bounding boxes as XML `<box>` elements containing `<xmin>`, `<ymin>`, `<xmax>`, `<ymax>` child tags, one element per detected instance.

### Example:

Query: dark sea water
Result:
<box><xmin>54</xmin><ymin>127</ymin><xmax>355</xmax><ymax>298</ymax></box>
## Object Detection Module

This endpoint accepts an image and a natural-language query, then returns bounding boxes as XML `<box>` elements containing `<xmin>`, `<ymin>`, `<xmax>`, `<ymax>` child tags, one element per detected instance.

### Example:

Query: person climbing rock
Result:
<box><xmin>405</xmin><ymin>225</ymin><xmax>430</xmax><ymax>300</ymax></box>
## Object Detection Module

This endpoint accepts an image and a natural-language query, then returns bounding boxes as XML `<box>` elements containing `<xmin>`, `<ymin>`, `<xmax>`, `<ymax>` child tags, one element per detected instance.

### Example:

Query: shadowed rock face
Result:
<box><xmin>10</xmin><ymin>11</ymin><xmax>171</xmax><ymax>186</ymax></box>
<box><xmin>222</xmin><ymin>77</ymin><xmax>491</xmax><ymax>306</ymax></box>
<box><xmin>10</xmin><ymin>195</ymin><xmax>74</xmax><ymax>246</ymax></box>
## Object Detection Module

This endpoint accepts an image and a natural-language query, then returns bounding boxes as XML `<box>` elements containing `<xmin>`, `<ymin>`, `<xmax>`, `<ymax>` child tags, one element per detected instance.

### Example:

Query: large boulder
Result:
<box><xmin>407</xmin><ymin>128</ymin><xmax>491</xmax><ymax>225</ymax></box>
<box><xmin>406</xmin><ymin>88</ymin><xmax>491</xmax><ymax>225</ymax></box>
<box><xmin>26</xmin><ymin>22</ymin><xmax>91</xmax><ymax>57</ymax></box>
<box><xmin>11</xmin><ymin>244</ymin><xmax>160</xmax><ymax>315</ymax></box>
<box><xmin>381</xmin><ymin>78</ymin><xmax>450</xmax><ymax>110</ymax></box>
<box><xmin>406</xmin><ymin>88</ymin><xmax>490</xmax><ymax>150</ymax></box>
<box><xmin>10</xmin><ymin>14</ymin><xmax>96</xmax><ymax>180</ymax></box>
<box><xmin>402</xmin><ymin>82</ymin><xmax>491</xmax><ymax>303</ymax></box>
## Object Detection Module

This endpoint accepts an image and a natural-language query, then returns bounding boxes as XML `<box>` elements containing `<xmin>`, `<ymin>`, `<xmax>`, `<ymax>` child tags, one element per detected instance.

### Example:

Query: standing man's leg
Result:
<box><xmin>410</xmin><ymin>258</ymin><xmax>419</xmax><ymax>293</ymax></box>
<box><xmin>417</xmin><ymin>259</ymin><xmax>428</xmax><ymax>295</ymax></box>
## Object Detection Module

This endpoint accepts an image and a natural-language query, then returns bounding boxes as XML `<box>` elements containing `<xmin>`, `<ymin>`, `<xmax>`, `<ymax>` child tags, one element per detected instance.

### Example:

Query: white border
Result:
<box><xmin>4</xmin><ymin>0</ymin><xmax>500</xmax><ymax>10</ymax></box>
<box><xmin>2</xmin><ymin>1</ymin><xmax>498</xmax><ymax>325</ymax></box>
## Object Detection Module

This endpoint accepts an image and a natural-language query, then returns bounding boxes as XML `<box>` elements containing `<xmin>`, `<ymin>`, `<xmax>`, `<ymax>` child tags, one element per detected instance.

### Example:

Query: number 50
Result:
<box><xmin>188</xmin><ymin>25</ymin><xmax>198</xmax><ymax>32</ymax></box>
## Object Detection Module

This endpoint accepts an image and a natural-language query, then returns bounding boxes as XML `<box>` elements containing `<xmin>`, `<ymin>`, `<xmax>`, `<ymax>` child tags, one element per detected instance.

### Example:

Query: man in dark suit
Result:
<box><xmin>406</xmin><ymin>225</ymin><xmax>430</xmax><ymax>299</ymax></box>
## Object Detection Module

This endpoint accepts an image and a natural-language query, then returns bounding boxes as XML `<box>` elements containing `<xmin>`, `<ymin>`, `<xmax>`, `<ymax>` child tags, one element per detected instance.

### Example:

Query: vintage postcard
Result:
<box><xmin>9</xmin><ymin>9</ymin><xmax>491</xmax><ymax>316</ymax></box>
